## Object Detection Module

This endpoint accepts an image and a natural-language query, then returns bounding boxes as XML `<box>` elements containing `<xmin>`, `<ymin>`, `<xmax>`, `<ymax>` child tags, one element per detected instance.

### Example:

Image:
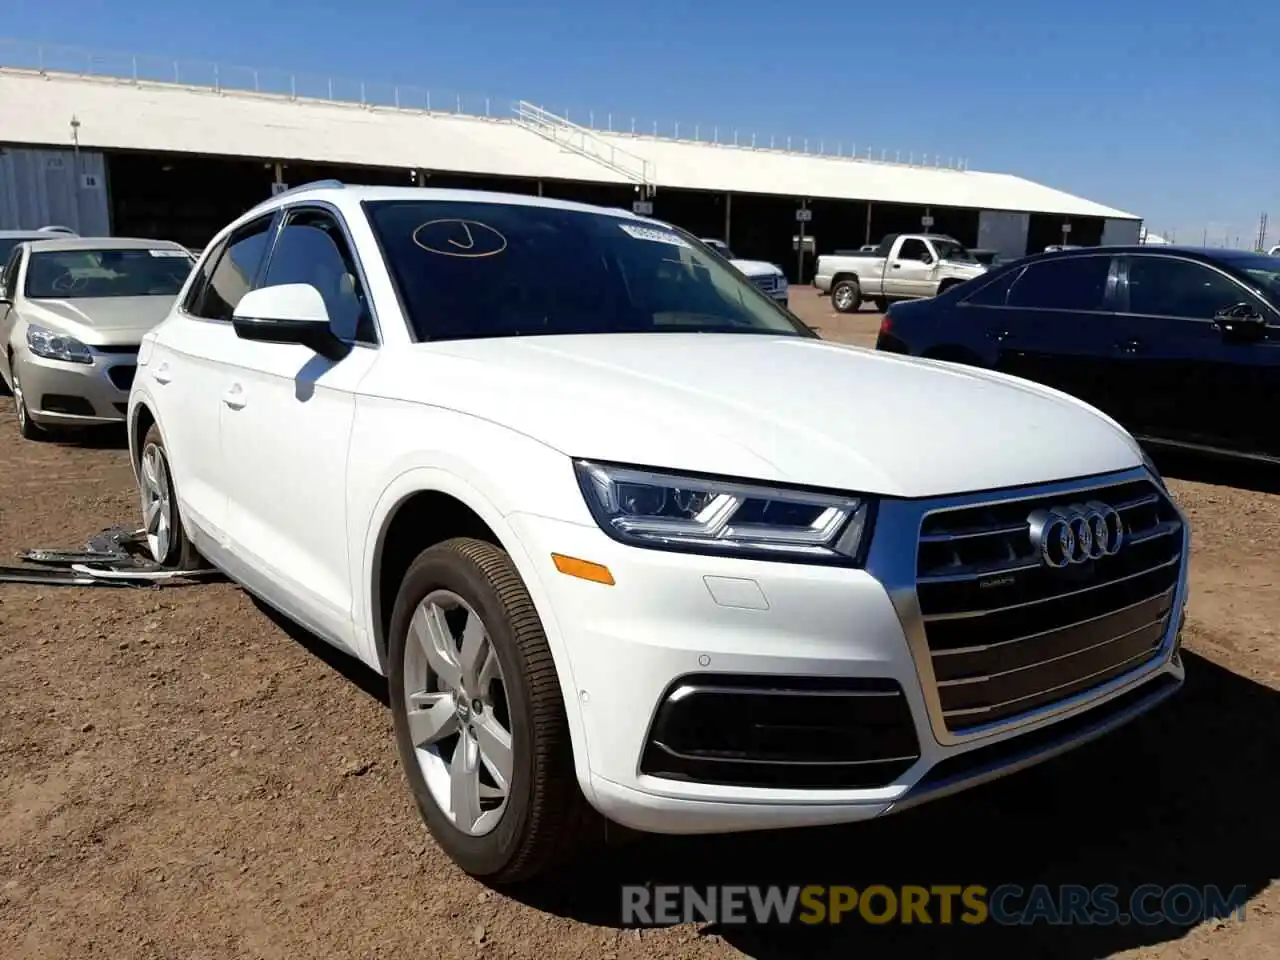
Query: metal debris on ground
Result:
<box><xmin>0</xmin><ymin>525</ymin><xmax>219</xmax><ymax>587</ymax></box>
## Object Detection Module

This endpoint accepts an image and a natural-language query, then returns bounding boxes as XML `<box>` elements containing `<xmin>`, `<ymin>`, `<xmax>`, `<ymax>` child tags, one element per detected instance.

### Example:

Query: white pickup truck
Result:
<box><xmin>814</xmin><ymin>233</ymin><xmax>987</xmax><ymax>313</ymax></box>
<box><xmin>700</xmin><ymin>238</ymin><xmax>789</xmax><ymax>306</ymax></box>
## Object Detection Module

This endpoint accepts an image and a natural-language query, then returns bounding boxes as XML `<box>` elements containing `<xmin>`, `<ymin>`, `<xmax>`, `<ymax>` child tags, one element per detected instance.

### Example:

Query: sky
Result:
<box><xmin>3</xmin><ymin>0</ymin><xmax>1276</xmax><ymax>247</ymax></box>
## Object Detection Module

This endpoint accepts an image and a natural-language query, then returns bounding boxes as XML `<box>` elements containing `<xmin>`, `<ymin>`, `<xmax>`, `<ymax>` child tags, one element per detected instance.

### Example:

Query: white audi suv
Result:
<box><xmin>127</xmin><ymin>183</ymin><xmax>1189</xmax><ymax>882</ymax></box>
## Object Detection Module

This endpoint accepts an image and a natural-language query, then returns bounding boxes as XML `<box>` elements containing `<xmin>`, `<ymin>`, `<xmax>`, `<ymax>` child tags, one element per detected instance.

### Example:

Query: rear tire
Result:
<box><xmin>138</xmin><ymin>424</ymin><xmax>201</xmax><ymax>569</ymax></box>
<box><xmin>874</xmin><ymin>297</ymin><xmax>890</xmax><ymax>313</ymax></box>
<box><xmin>388</xmin><ymin>537</ymin><xmax>596</xmax><ymax>884</ymax></box>
<box><xmin>831</xmin><ymin>279</ymin><xmax>861</xmax><ymax>313</ymax></box>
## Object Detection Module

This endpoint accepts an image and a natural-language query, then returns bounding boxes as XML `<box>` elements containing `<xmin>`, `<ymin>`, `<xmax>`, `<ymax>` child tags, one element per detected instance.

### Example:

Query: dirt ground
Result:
<box><xmin>1</xmin><ymin>287</ymin><xmax>1277</xmax><ymax>959</ymax></box>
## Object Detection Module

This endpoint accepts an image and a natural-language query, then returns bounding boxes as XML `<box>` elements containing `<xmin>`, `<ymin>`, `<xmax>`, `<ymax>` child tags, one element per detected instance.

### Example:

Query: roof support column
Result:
<box><xmin>724</xmin><ymin>192</ymin><xmax>732</xmax><ymax>245</ymax></box>
<box><xmin>537</xmin><ymin>180</ymin><xmax>543</xmax><ymax>197</ymax></box>
<box><xmin>864</xmin><ymin>202</ymin><xmax>873</xmax><ymax>246</ymax></box>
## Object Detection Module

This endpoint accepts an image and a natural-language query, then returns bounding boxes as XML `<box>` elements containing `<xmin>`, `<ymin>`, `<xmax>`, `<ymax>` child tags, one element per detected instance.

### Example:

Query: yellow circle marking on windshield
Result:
<box><xmin>412</xmin><ymin>219</ymin><xmax>508</xmax><ymax>258</ymax></box>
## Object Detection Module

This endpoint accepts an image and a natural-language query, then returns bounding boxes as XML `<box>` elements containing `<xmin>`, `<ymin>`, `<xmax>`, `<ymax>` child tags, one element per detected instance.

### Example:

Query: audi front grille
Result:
<box><xmin>913</xmin><ymin>474</ymin><xmax>1184</xmax><ymax>734</ymax></box>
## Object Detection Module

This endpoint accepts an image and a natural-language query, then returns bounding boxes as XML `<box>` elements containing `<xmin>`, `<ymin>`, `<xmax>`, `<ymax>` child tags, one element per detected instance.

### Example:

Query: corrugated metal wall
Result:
<box><xmin>1102</xmin><ymin>218</ymin><xmax>1142</xmax><ymax>246</ymax></box>
<box><xmin>977</xmin><ymin>210</ymin><xmax>1031</xmax><ymax>259</ymax></box>
<box><xmin>0</xmin><ymin>145</ymin><xmax>111</xmax><ymax>233</ymax></box>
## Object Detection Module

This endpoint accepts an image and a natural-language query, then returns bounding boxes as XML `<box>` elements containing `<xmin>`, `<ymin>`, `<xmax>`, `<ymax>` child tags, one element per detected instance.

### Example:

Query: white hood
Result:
<box><xmin>378</xmin><ymin>334</ymin><xmax>1143</xmax><ymax>499</ymax></box>
<box><xmin>730</xmin><ymin>259</ymin><xmax>785</xmax><ymax>279</ymax></box>
<box><xmin>941</xmin><ymin>260</ymin><xmax>988</xmax><ymax>277</ymax></box>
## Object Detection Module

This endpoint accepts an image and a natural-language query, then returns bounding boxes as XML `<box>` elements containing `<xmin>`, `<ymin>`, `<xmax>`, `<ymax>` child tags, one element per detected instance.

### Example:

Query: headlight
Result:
<box><xmin>573</xmin><ymin>460</ymin><xmax>873</xmax><ymax>564</ymax></box>
<box><xmin>26</xmin><ymin>325</ymin><xmax>93</xmax><ymax>364</ymax></box>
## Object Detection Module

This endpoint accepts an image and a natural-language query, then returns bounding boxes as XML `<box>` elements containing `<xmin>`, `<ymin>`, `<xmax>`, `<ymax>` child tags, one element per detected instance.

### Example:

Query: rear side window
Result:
<box><xmin>1006</xmin><ymin>256</ymin><xmax>1112</xmax><ymax>312</ymax></box>
<box><xmin>961</xmin><ymin>266</ymin><xmax>1024</xmax><ymax>307</ymax></box>
<box><xmin>184</xmin><ymin>216</ymin><xmax>274</xmax><ymax>321</ymax></box>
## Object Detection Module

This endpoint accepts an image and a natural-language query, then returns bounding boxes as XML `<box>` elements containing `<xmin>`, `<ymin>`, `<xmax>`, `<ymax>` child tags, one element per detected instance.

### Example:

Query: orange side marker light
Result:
<box><xmin>551</xmin><ymin>553</ymin><xmax>615</xmax><ymax>586</ymax></box>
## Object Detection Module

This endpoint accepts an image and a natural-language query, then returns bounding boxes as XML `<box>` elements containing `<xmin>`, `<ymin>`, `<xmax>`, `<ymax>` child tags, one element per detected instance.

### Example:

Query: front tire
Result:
<box><xmin>138</xmin><ymin>424</ymin><xmax>201</xmax><ymax>569</ymax></box>
<box><xmin>388</xmin><ymin>537</ymin><xmax>594</xmax><ymax>883</ymax></box>
<box><xmin>10</xmin><ymin>357</ymin><xmax>50</xmax><ymax>441</ymax></box>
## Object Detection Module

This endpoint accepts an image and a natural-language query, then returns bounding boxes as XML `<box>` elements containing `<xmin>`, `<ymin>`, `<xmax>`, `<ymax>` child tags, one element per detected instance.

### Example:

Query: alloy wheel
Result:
<box><xmin>402</xmin><ymin>589</ymin><xmax>514</xmax><ymax>837</ymax></box>
<box><xmin>833</xmin><ymin>284</ymin><xmax>855</xmax><ymax>311</ymax></box>
<box><xmin>138</xmin><ymin>442</ymin><xmax>173</xmax><ymax>562</ymax></box>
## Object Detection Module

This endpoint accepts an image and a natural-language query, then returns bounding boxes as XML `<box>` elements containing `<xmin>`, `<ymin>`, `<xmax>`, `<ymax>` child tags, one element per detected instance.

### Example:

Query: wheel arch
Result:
<box><xmin>363</xmin><ymin>467</ymin><xmax>594</xmax><ymax>795</ymax></box>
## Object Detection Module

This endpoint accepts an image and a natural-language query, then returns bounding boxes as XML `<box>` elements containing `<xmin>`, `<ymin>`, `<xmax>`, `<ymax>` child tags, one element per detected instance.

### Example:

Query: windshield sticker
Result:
<box><xmin>619</xmin><ymin>223</ymin><xmax>691</xmax><ymax>248</ymax></box>
<box><xmin>148</xmin><ymin>249</ymin><xmax>191</xmax><ymax>258</ymax></box>
<box><xmin>412</xmin><ymin>219</ymin><xmax>508</xmax><ymax>258</ymax></box>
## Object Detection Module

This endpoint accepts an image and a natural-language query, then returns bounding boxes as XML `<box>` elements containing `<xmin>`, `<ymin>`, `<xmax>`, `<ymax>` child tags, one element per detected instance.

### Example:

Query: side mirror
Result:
<box><xmin>1213</xmin><ymin>302</ymin><xmax>1268</xmax><ymax>343</ymax></box>
<box><xmin>232</xmin><ymin>284</ymin><xmax>351</xmax><ymax>362</ymax></box>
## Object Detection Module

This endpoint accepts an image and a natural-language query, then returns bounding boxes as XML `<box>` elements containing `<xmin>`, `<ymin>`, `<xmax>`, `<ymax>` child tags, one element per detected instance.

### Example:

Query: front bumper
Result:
<box><xmin>509</xmin><ymin>466</ymin><xmax>1188</xmax><ymax>835</ymax></box>
<box><xmin>14</xmin><ymin>342</ymin><xmax>136</xmax><ymax>427</ymax></box>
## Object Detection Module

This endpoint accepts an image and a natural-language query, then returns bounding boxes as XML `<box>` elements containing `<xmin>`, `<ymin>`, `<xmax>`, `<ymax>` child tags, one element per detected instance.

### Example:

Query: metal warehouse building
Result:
<box><xmin>0</xmin><ymin>49</ymin><xmax>1142</xmax><ymax>280</ymax></box>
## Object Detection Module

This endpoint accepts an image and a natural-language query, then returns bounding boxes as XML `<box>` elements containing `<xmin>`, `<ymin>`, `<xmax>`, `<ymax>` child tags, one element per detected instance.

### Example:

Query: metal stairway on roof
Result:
<box><xmin>512</xmin><ymin>101</ymin><xmax>656</xmax><ymax>197</ymax></box>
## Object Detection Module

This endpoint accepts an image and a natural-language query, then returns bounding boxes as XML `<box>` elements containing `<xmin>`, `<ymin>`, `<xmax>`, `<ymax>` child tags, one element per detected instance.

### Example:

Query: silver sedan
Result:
<box><xmin>0</xmin><ymin>237</ymin><xmax>194</xmax><ymax>439</ymax></box>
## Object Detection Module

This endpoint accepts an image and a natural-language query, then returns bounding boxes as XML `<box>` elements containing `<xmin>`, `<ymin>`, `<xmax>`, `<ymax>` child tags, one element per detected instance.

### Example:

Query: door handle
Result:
<box><xmin>222</xmin><ymin>384</ymin><xmax>246</xmax><ymax>410</ymax></box>
<box><xmin>1116</xmin><ymin>338</ymin><xmax>1142</xmax><ymax>354</ymax></box>
<box><xmin>153</xmin><ymin>363</ymin><xmax>172</xmax><ymax>385</ymax></box>
<box><xmin>891</xmin><ymin>263</ymin><xmax>903</xmax><ymax>269</ymax></box>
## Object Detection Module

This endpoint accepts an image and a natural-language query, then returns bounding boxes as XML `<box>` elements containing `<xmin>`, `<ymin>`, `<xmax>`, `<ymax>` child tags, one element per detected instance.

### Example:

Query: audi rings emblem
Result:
<box><xmin>1027</xmin><ymin>501</ymin><xmax>1124</xmax><ymax>569</ymax></box>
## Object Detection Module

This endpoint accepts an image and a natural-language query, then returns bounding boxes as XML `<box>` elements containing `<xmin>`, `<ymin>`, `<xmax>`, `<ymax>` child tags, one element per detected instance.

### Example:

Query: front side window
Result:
<box><xmin>1125</xmin><ymin>256</ymin><xmax>1257</xmax><ymax>320</ymax></box>
<box><xmin>364</xmin><ymin>200</ymin><xmax>813</xmax><ymax>342</ymax></box>
<box><xmin>1221</xmin><ymin>254</ymin><xmax>1280</xmax><ymax>307</ymax></box>
<box><xmin>261</xmin><ymin>208</ymin><xmax>377</xmax><ymax>343</ymax></box>
<box><xmin>897</xmin><ymin>238</ymin><xmax>931</xmax><ymax>262</ymax></box>
<box><xmin>1006</xmin><ymin>255</ymin><xmax>1112</xmax><ymax>311</ymax></box>
<box><xmin>24</xmin><ymin>248</ymin><xmax>194</xmax><ymax>300</ymax></box>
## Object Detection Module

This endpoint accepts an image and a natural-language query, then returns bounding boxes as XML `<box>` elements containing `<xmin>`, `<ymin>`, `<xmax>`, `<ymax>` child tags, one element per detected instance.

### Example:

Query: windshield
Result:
<box><xmin>365</xmin><ymin>200</ymin><xmax>813</xmax><ymax>341</ymax></box>
<box><xmin>25</xmin><ymin>248</ymin><xmax>194</xmax><ymax>299</ymax></box>
<box><xmin>1227</xmin><ymin>254</ymin><xmax>1280</xmax><ymax>301</ymax></box>
<box><xmin>931</xmin><ymin>239</ymin><xmax>976</xmax><ymax>263</ymax></box>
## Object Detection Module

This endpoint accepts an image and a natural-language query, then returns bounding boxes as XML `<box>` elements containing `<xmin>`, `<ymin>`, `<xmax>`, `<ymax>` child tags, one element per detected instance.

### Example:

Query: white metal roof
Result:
<box><xmin>0</xmin><ymin>69</ymin><xmax>1138</xmax><ymax>220</ymax></box>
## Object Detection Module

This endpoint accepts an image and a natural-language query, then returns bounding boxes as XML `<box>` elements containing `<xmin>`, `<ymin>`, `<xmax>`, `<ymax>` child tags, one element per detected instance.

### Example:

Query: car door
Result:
<box><xmin>885</xmin><ymin>237</ymin><xmax>934</xmax><ymax>298</ymax></box>
<box><xmin>146</xmin><ymin>213</ymin><xmax>278</xmax><ymax>548</ymax></box>
<box><xmin>981</xmin><ymin>253</ymin><xmax>1134</xmax><ymax>423</ymax></box>
<box><xmin>219</xmin><ymin>205</ymin><xmax>380</xmax><ymax>651</ymax></box>
<box><xmin>1112</xmin><ymin>253</ymin><xmax>1280</xmax><ymax>456</ymax></box>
